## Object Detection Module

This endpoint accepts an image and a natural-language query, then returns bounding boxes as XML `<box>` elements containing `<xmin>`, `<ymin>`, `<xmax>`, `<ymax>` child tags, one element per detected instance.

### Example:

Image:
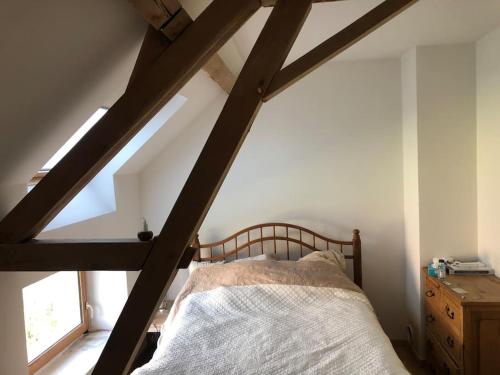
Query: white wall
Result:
<box><xmin>477</xmin><ymin>26</ymin><xmax>500</xmax><ymax>275</ymax></box>
<box><xmin>416</xmin><ymin>45</ymin><xmax>477</xmax><ymax>263</ymax></box>
<box><xmin>401</xmin><ymin>44</ymin><xmax>477</xmax><ymax>356</ymax></box>
<box><xmin>401</xmin><ymin>47</ymin><xmax>422</xmax><ymax>350</ymax></box>
<box><xmin>141</xmin><ymin>58</ymin><xmax>408</xmax><ymax>339</ymax></box>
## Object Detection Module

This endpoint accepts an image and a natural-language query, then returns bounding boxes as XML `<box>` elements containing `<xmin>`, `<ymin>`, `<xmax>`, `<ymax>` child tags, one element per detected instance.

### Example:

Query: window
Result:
<box><xmin>28</xmin><ymin>107</ymin><xmax>108</xmax><ymax>189</ymax></box>
<box><xmin>23</xmin><ymin>272</ymin><xmax>88</xmax><ymax>374</ymax></box>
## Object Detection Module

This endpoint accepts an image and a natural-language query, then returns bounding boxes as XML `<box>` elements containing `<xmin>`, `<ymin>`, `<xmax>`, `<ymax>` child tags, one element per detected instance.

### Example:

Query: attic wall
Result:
<box><xmin>140</xmin><ymin>58</ymin><xmax>407</xmax><ymax>339</ymax></box>
<box><xmin>477</xmin><ymin>26</ymin><xmax>500</xmax><ymax>277</ymax></box>
<box><xmin>401</xmin><ymin>43</ymin><xmax>477</xmax><ymax>357</ymax></box>
<box><xmin>0</xmin><ymin>0</ymin><xmax>145</xmax><ymax>217</ymax></box>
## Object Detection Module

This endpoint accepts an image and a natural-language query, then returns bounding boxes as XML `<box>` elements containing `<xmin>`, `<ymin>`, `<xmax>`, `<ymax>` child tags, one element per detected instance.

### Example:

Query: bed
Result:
<box><xmin>133</xmin><ymin>223</ymin><xmax>407</xmax><ymax>374</ymax></box>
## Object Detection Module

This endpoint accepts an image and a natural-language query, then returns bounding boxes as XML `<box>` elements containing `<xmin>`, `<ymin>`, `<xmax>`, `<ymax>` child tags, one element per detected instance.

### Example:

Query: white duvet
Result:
<box><xmin>133</xmin><ymin>284</ymin><xmax>408</xmax><ymax>375</ymax></box>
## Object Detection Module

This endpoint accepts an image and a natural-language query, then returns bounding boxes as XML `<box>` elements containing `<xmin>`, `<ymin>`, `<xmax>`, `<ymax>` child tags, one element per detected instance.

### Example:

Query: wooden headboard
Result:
<box><xmin>193</xmin><ymin>223</ymin><xmax>362</xmax><ymax>288</ymax></box>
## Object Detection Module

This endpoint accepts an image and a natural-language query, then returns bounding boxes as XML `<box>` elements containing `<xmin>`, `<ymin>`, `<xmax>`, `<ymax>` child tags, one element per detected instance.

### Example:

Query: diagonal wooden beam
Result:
<box><xmin>129</xmin><ymin>0</ymin><xmax>181</xmax><ymax>30</ymax></box>
<box><xmin>0</xmin><ymin>0</ymin><xmax>260</xmax><ymax>244</ymax></box>
<box><xmin>0</xmin><ymin>240</ymin><xmax>197</xmax><ymax>271</ymax></box>
<box><xmin>93</xmin><ymin>0</ymin><xmax>312</xmax><ymax>373</ymax></box>
<box><xmin>127</xmin><ymin>25</ymin><xmax>170</xmax><ymax>91</ymax></box>
<box><xmin>264</xmin><ymin>0</ymin><xmax>418</xmax><ymax>100</ymax></box>
<box><xmin>130</xmin><ymin>0</ymin><xmax>186</xmax><ymax>41</ymax></box>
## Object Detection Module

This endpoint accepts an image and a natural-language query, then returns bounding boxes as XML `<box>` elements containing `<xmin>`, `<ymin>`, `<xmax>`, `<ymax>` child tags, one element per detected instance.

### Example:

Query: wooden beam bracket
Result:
<box><xmin>160</xmin><ymin>7</ymin><xmax>192</xmax><ymax>41</ymax></box>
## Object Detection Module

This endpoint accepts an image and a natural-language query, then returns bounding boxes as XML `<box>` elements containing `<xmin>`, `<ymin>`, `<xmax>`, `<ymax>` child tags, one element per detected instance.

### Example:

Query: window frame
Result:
<box><xmin>26</xmin><ymin>271</ymin><xmax>89</xmax><ymax>374</ymax></box>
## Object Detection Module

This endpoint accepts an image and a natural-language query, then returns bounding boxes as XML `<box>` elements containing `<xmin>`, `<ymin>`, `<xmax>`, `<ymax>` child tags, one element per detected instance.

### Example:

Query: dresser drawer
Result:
<box><xmin>425</xmin><ymin>276</ymin><xmax>442</xmax><ymax>309</ymax></box>
<box><xmin>439</xmin><ymin>291</ymin><xmax>463</xmax><ymax>337</ymax></box>
<box><xmin>425</xmin><ymin>303</ymin><xmax>462</xmax><ymax>366</ymax></box>
<box><xmin>427</xmin><ymin>333</ymin><xmax>462</xmax><ymax>375</ymax></box>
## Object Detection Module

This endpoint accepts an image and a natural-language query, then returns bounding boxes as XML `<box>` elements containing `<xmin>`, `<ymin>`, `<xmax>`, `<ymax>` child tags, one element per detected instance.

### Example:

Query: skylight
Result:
<box><xmin>42</xmin><ymin>107</ymin><xmax>108</xmax><ymax>170</ymax></box>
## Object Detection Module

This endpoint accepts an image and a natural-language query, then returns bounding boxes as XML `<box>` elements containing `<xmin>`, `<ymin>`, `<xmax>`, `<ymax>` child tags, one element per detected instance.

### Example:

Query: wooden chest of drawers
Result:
<box><xmin>423</xmin><ymin>269</ymin><xmax>500</xmax><ymax>374</ymax></box>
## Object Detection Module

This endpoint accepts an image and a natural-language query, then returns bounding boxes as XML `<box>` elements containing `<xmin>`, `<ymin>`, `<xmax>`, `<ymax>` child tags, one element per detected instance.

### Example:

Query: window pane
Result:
<box><xmin>23</xmin><ymin>271</ymin><xmax>82</xmax><ymax>361</ymax></box>
<box><xmin>42</xmin><ymin>107</ymin><xmax>107</xmax><ymax>170</ymax></box>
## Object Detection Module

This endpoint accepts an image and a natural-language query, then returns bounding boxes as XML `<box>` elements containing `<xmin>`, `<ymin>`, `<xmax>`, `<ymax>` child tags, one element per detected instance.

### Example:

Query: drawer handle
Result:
<box><xmin>446</xmin><ymin>335</ymin><xmax>454</xmax><ymax>348</ymax></box>
<box><xmin>426</xmin><ymin>314</ymin><xmax>435</xmax><ymax>323</ymax></box>
<box><xmin>445</xmin><ymin>304</ymin><xmax>455</xmax><ymax>320</ymax></box>
<box><xmin>425</xmin><ymin>290</ymin><xmax>435</xmax><ymax>297</ymax></box>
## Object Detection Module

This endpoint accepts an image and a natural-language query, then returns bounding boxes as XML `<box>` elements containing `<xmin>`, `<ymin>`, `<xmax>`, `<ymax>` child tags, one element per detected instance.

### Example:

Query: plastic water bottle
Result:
<box><xmin>437</xmin><ymin>260</ymin><xmax>446</xmax><ymax>280</ymax></box>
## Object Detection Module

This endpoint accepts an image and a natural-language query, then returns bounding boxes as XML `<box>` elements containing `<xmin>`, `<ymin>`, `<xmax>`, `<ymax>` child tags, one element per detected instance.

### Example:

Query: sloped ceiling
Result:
<box><xmin>1</xmin><ymin>0</ymin><xmax>500</xmax><ymax>190</ymax></box>
<box><xmin>221</xmin><ymin>0</ymin><xmax>500</xmax><ymax>74</ymax></box>
<box><xmin>0</xmin><ymin>0</ymin><xmax>145</xmax><ymax>186</ymax></box>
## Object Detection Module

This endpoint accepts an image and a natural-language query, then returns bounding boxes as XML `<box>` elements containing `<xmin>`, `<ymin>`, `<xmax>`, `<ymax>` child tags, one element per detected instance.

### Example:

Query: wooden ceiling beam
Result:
<box><xmin>93</xmin><ymin>0</ymin><xmax>311</xmax><ymax>372</ymax></box>
<box><xmin>0</xmin><ymin>240</ymin><xmax>197</xmax><ymax>271</ymax></box>
<box><xmin>0</xmin><ymin>240</ymin><xmax>152</xmax><ymax>271</ymax></box>
<box><xmin>263</xmin><ymin>0</ymin><xmax>418</xmax><ymax>100</ymax></box>
<box><xmin>130</xmin><ymin>0</ymin><xmax>236</xmax><ymax>94</ymax></box>
<box><xmin>127</xmin><ymin>25</ymin><xmax>170</xmax><ymax>91</ymax></box>
<box><xmin>203</xmin><ymin>54</ymin><xmax>236</xmax><ymax>94</ymax></box>
<box><xmin>0</xmin><ymin>0</ymin><xmax>259</xmax><ymax>244</ymax></box>
<box><xmin>129</xmin><ymin>0</ymin><xmax>181</xmax><ymax>30</ymax></box>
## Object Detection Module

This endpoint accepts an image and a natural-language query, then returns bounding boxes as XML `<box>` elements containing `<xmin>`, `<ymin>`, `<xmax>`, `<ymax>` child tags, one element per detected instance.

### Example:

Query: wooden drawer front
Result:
<box><xmin>425</xmin><ymin>277</ymin><xmax>442</xmax><ymax>309</ymax></box>
<box><xmin>439</xmin><ymin>292</ymin><xmax>463</xmax><ymax>337</ymax></box>
<box><xmin>426</xmin><ymin>304</ymin><xmax>462</xmax><ymax>366</ymax></box>
<box><xmin>427</xmin><ymin>333</ymin><xmax>462</xmax><ymax>375</ymax></box>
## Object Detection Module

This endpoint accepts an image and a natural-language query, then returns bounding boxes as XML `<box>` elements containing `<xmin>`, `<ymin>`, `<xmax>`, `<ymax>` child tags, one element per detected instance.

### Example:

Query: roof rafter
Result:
<box><xmin>93</xmin><ymin>0</ymin><xmax>312</xmax><ymax>372</ymax></box>
<box><xmin>0</xmin><ymin>0</ymin><xmax>256</xmax><ymax>244</ymax></box>
<box><xmin>264</xmin><ymin>0</ymin><xmax>417</xmax><ymax>100</ymax></box>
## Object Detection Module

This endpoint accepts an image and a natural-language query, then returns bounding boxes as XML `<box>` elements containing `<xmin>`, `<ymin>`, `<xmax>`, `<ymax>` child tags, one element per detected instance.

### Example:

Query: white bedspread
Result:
<box><xmin>133</xmin><ymin>284</ymin><xmax>408</xmax><ymax>374</ymax></box>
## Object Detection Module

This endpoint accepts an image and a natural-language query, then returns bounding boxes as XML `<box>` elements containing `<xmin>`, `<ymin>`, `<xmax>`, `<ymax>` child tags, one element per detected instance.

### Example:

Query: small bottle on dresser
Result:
<box><xmin>437</xmin><ymin>259</ymin><xmax>446</xmax><ymax>280</ymax></box>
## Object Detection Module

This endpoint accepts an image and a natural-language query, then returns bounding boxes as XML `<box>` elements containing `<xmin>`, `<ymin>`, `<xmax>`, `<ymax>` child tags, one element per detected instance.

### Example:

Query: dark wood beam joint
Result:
<box><xmin>130</xmin><ymin>0</ymin><xmax>179</xmax><ymax>30</ymax></box>
<box><xmin>160</xmin><ymin>8</ymin><xmax>192</xmax><ymax>41</ymax></box>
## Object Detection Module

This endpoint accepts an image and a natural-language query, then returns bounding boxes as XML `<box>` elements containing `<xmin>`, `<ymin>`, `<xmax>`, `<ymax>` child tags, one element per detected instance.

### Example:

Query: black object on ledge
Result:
<box><xmin>138</xmin><ymin>219</ymin><xmax>154</xmax><ymax>241</ymax></box>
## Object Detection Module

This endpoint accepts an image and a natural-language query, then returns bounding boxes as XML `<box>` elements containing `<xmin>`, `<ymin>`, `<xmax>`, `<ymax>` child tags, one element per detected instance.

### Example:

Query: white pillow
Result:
<box><xmin>298</xmin><ymin>250</ymin><xmax>346</xmax><ymax>270</ymax></box>
<box><xmin>188</xmin><ymin>260</ymin><xmax>224</xmax><ymax>274</ymax></box>
<box><xmin>233</xmin><ymin>253</ymin><xmax>279</xmax><ymax>263</ymax></box>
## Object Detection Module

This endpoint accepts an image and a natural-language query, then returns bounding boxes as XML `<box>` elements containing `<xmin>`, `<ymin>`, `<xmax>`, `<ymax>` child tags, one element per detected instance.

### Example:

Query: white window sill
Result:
<box><xmin>35</xmin><ymin>331</ymin><xmax>110</xmax><ymax>375</ymax></box>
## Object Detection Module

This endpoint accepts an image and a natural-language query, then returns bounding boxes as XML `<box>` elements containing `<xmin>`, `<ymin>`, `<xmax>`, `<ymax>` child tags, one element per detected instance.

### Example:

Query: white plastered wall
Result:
<box><xmin>401</xmin><ymin>44</ymin><xmax>477</xmax><ymax>356</ymax></box>
<box><xmin>477</xmin><ymin>26</ymin><xmax>500</xmax><ymax>276</ymax></box>
<box><xmin>141</xmin><ymin>58</ymin><xmax>408</xmax><ymax>339</ymax></box>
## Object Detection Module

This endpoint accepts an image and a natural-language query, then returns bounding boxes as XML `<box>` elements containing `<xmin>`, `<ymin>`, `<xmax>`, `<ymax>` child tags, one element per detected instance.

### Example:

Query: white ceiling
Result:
<box><xmin>0</xmin><ymin>0</ymin><xmax>145</xmax><ymax>186</ymax></box>
<box><xmin>207</xmin><ymin>0</ymin><xmax>500</xmax><ymax>72</ymax></box>
<box><xmin>1</xmin><ymin>0</ymin><xmax>499</xmax><ymax>190</ymax></box>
